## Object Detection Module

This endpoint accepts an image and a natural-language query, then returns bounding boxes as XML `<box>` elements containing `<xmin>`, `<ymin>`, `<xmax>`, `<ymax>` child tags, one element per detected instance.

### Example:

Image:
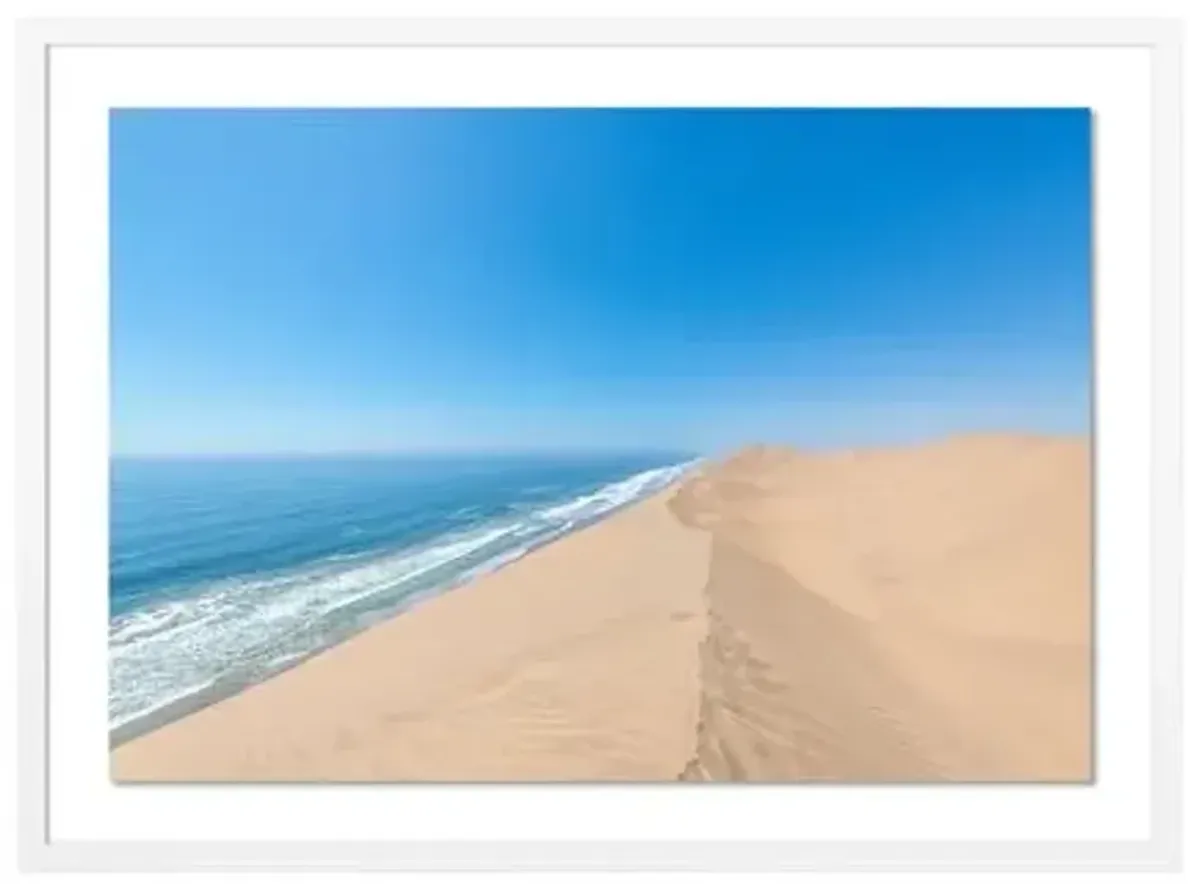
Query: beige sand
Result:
<box><xmin>112</xmin><ymin>433</ymin><xmax>1091</xmax><ymax>782</ymax></box>
<box><xmin>672</xmin><ymin>434</ymin><xmax>1091</xmax><ymax>781</ymax></box>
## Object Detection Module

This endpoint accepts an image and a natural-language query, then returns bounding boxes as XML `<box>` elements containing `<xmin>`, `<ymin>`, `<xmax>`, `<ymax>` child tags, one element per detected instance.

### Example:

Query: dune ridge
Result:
<box><xmin>112</xmin><ymin>433</ymin><xmax>1091</xmax><ymax>782</ymax></box>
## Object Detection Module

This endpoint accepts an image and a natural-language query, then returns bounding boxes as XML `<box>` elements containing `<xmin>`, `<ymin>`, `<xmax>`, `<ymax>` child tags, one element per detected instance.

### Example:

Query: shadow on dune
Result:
<box><xmin>665</xmin><ymin>437</ymin><xmax>1093</xmax><ymax>783</ymax></box>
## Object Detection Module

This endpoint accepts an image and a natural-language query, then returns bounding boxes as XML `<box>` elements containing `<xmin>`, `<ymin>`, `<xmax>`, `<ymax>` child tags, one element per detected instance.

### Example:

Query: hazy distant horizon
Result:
<box><xmin>109</xmin><ymin>424</ymin><xmax>1093</xmax><ymax>462</ymax></box>
<box><xmin>111</xmin><ymin>108</ymin><xmax>1091</xmax><ymax>456</ymax></box>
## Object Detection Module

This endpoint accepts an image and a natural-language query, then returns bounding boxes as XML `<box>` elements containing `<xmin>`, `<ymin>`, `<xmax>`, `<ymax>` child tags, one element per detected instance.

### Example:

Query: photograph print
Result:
<box><xmin>109</xmin><ymin>107</ymin><xmax>1092</xmax><ymax>782</ymax></box>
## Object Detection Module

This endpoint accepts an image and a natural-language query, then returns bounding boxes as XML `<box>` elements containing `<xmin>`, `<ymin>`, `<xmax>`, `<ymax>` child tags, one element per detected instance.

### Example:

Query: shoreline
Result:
<box><xmin>112</xmin><ymin>434</ymin><xmax>1091</xmax><ymax>782</ymax></box>
<box><xmin>109</xmin><ymin>464</ymin><xmax>706</xmax><ymax>748</ymax></box>
<box><xmin>113</xmin><ymin>481</ymin><xmax>711</xmax><ymax>781</ymax></box>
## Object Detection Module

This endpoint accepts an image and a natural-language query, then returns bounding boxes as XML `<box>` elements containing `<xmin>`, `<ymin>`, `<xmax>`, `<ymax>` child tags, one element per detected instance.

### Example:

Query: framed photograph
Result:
<box><xmin>14</xmin><ymin>13</ymin><xmax>1183</xmax><ymax>873</ymax></box>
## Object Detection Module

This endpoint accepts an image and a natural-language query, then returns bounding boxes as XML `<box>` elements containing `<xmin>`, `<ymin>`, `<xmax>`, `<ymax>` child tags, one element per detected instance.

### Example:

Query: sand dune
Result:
<box><xmin>112</xmin><ymin>433</ymin><xmax>1091</xmax><ymax>782</ymax></box>
<box><xmin>671</xmin><ymin>435</ymin><xmax>1091</xmax><ymax>781</ymax></box>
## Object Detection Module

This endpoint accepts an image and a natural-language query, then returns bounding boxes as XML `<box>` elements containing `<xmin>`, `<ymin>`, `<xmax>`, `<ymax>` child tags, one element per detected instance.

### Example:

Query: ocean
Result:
<box><xmin>109</xmin><ymin>452</ymin><xmax>698</xmax><ymax>741</ymax></box>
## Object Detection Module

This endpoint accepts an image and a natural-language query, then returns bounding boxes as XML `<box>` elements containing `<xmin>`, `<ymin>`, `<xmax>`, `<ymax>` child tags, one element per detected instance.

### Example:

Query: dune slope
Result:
<box><xmin>112</xmin><ymin>490</ymin><xmax>710</xmax><ymax>781</ymax></box>
<box><xmin>671</xmin><ymin>435</ymin><xmax>1091</xmax><ymax>781</ymax></box>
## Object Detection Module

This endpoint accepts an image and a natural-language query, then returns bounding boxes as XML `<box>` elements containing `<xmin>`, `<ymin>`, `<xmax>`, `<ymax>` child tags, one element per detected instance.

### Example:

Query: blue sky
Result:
<box><xmin>111</xmin><ymin>108</ymin><xmax>1091</xmax><ymax>456</ymax></box>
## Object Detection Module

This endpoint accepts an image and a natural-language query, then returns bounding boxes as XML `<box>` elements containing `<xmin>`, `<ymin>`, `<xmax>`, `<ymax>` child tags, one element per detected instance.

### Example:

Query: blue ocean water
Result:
<box><xmin>109</xmin><ymin>453</ymin><xmax>698</xmax><ymax>735</ymax></box>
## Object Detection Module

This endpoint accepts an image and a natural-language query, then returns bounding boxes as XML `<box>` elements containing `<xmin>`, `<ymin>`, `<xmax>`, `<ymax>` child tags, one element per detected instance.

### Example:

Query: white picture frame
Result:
<box><xmin>14</xmin><ymin>15</ymin><xmax>1183</xmax><ymax>873</ymax></box>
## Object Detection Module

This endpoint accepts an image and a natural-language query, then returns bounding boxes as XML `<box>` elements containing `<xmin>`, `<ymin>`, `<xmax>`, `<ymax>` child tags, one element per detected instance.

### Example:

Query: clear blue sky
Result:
<box><xmin>111</xmin><ymin>108</ymin><xmax>1091</xmax><ymax>456</ymax></box>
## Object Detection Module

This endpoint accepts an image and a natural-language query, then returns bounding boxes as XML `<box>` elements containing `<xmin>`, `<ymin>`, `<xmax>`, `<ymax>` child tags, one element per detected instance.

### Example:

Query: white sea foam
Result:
<box><xmin>536</xmin><ymin>461</ymin><xmax>695</xmax><ymax>526</ymax></box>
<box><xmin>109</xmin><ymin>673</ymin><xmax>223</xmax><ymax>733</ymax></box>
<box><xmin>456</xmin><ymin>543</ymin><xmax>536</xmax><ymax>585</ymax></box>
<box><xmin>109</xmin><ymin>459</ymin><xmax>701</xmax><ymax>734</ymax></box>
<box><xmin>108</xmin><ymin>521</ymin><xmax>527</xmax><ymax>725</ymax></box>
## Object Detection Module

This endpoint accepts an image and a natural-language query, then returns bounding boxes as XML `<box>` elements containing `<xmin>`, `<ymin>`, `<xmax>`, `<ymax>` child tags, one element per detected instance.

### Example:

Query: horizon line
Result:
<box><xmin>109</xmin><ymin>428</ymin><xmax>1091</xmax><ymax>462</ymax></box>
